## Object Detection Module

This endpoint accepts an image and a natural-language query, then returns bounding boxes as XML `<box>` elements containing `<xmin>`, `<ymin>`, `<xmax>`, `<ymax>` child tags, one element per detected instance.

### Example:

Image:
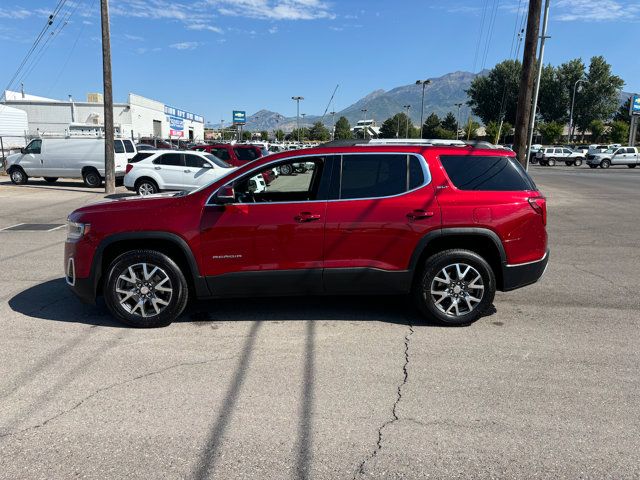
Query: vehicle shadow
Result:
<box><xmin>8</xmin><ymin>278</ymin><xmax>497</xmax><ymax>328</ymax></box>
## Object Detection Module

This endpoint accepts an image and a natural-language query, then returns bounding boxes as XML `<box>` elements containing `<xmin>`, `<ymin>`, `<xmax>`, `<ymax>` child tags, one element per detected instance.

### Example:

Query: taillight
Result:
<box><xmin>125</xmin><ymin>163</ymin><xmax>134</xmax><ymax>174</ymax></box>
<box><xmin>528</xmin><ymin>196</ymin><xmax>547</xmax><ymax>226</ymax></box>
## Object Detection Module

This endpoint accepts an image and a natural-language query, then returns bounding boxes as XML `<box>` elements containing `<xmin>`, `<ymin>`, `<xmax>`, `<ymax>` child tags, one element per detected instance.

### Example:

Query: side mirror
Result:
<box><xmin>20</xmin><ymin>148</ymin><xmax>26</xmax><ymax>154</ymax></box>
<box><xmin>215</xmin><ymin>185</ymin><xmax>235</xmax><ymax>204</ymax></box>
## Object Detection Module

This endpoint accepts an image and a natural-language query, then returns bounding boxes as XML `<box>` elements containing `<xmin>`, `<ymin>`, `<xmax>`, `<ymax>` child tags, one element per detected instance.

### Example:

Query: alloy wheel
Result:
<box><xmin>115</xmin><ymin>263</ymin><xmax>173</xmax><ymax>318</ymax></box>
<box><xmin>138</xmin><ymin>182</ymin><xmax>156</xmax><ymax>196</ymax></box>
<box><xmin>11</xmin><ymin>170</ymin><xmax>24</xmax><ymax>183</ymax></box>
<box><xmin>428</xmin><ymin>263</ymin><xmax>485</xmax><ymax>317</ymax></box>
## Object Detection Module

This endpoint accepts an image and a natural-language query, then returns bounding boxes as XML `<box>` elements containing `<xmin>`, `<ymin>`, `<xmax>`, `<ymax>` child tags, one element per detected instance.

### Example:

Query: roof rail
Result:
<box><xmin>319</xmin><ymin>138</ymin><xmax>500</xmax><ymax>149</ymax></box>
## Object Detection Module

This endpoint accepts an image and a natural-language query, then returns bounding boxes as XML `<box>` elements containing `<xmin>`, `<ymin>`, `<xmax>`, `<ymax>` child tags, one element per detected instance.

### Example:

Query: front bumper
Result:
<box><xmin>501</xmin><ymin>250</ymin><xmax>549</xmax><ymax>291</ymax></box>
<box><xmin>65</xmin><ymin>241</ymin><xmax>97</xmax><ymax>304</ymax></box>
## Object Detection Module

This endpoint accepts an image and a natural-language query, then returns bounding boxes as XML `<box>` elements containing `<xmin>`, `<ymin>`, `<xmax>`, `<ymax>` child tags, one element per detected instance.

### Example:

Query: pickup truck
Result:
<box><xmin>587</xmin><ymin>146</ymin><xmax>639</xmax><ymax>169</ymax></box>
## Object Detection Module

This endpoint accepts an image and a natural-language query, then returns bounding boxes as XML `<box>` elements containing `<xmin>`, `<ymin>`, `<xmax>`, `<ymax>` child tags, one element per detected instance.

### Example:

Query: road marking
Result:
<box><xmin>47</xmin><ymin>225</ymin><xmax>66</xmax><ymax>232</ymax></box>
<box><xmin>0</xmin><ymin>223</ymin><xmax>25</xmax><ymax>232</ymax></box>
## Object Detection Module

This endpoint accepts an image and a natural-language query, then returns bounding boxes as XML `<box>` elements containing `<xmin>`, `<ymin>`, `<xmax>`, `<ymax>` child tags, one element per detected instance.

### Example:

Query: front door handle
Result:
<box><xmin>154</xmin><ymin>166</ymin><xmax>162</xmax><ymax>170</ymax></box>
<box><xmin>295</xmin><ymin>212</ymin><xmax>321</xmax><ymax>223</ymax></box>
<box><xmin>407</xmin><ymin>210</ymin><xmax>434</xmax><ymax>221</ymax></box>
<box><xmin>184</xmin><ymin>169</ymin><xmax>191</xmax><ymax>173</ymax></box>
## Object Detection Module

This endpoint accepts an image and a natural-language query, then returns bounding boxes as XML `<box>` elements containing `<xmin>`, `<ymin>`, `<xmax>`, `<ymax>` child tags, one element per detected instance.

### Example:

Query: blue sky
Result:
<box><xmin>1</xmin><ymin>0</ymin><xmax>639</xmax><ymax>124</ymax></box>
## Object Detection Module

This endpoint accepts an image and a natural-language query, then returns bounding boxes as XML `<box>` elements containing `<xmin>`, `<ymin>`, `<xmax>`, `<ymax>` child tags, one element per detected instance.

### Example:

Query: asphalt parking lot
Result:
<box><xmin>0</xmin><ymin>167</ymin><xmax>639</xmax><ymax>479</ymax></box>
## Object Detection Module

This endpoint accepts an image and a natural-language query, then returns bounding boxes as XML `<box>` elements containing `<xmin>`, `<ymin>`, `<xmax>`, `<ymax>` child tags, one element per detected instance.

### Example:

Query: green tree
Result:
<box><xmin>334</xmin><ymin>116</ymin><xmax>353</xmax><ymax>140</ymax></box>
<box><xmin>441</xmin><ymin>112</ymin><xmax>458</xmax><ymax>132</ymax></box>
<box><xmin>421</xmin><ymin>113</ymin><xmax>441</xmax><ymax>138</ymax></box>
<box><xmin>573</xmin><ymin>56</ymin><xmax>624</xmax><ymax>138</ymax></box>
<box><xmin>380</xmin><ymin>113</ymin><xmax>410</xmax><ymax>138</ymax></box>
<box><xmin>463</xmin><ymin>120</ymin><xmax>480</xmax><ymax>140</ymax></box>
<box><xmin>613</xmin><ymin>97</ymin><xmax>631</xmax><ymax>123</ymax></box>
<box><xmin>275</xmin><ymin>129</ymin><xmax>285</xmax><ymax>141</ymax></box>
<box><xmin>485</xmin><ymin>121</ymin><xmax>501</xmax><ymax>143</ymax></box>
<box><xmin>467</xmin><ymin>59</ymin><xmax>522</xmax><ymax>125</ymax></box>
<box><xmin>609</xmin><ymin>121</ymin><xmax>629</xmax><ymax>144</ymax></box>
<box><xmin>308</xmin><ymin>121</ymin><xmax>331</xmax><ymax>141</ymax></box>
<box><xmin>538</xmin><ymin>64</ymin><xmax>569</xmax><ymax>123</ymax></box>
<box><xmin>287</xmin><ymin>127</ymin><xmax>310</xmax><ymax>142</ymax></box>
<box><xmin>538</xmin><ymin>122</ymin><xmax>564</xmax><ymax>143</ymax></box>
<box><xmin>242</xmin><ymin>130</ymin><xmax>252</xmax><ymax>141</ymax></box>
<box><xmin>589</xmin><ymin>119</ymin><xmax>606</xmax><ymax>142</ymax></box>
<box><xmin>259</xmin><ymin>130</ymin><xmax>269</xmax><ymax>141</ymax></box>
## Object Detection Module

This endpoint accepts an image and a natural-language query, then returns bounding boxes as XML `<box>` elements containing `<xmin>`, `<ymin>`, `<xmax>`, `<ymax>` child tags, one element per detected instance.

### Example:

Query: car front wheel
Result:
<box><xmin>600</xmin><ymin>159</ymin><xmax>611</xmax><ymax>169</ymax></box>
<box><xmin>9</xmin><ymin>167</ymin><xmax>28</xmax><ymax>185</ymax></box>
<box><xmin>412</xmin><ymin>249</ymin><xmax>496</xmax><ymax>326</ymax></box>
<box><xmin>104</xmin><ymin>250</ymin><xmax>188</xmax><ymax>328</ymax></box>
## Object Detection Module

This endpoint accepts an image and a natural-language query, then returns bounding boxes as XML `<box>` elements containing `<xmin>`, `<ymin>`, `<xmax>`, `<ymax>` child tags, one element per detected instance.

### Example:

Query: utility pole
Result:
<box><xmin>292</xmin><ymin>96</ymin><xmax>303</xmax><ymax>143</ymax></box>
<box><xmin>100</xmin><ymin>0</ymin><xmax>115</xmax><ymax>194</ymax></box>
<box><xmin>454</xmin><ymin>102</ymin><xmax>463</xmax><ymax>140</ymax></box>
<box><xmin>513</xmin><ymin>0</ymin><xmax>543</xmax><ymax>167</ymax></box>
<box><xmin>403</xmin><ymin>105</ymin><xmax>411</xmax><ymax>139</ymax></box>
<box><xmin>361</xmin><ymin>108</ymin><xmax>368</xmax><ymax>139</ymax></box>
<box><xmin>525</xmin><ymin>0</ymin><xmax>551</xmax><ymax>169</ymax></box>
<box><xmin>329</xmin><ymin>111</ymin><xmax>336</xmax><ymax>140</ymax></box>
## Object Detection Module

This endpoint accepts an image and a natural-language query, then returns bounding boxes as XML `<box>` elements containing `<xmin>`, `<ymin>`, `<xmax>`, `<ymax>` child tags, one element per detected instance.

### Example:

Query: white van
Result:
<box><xmin>5</xmin><ymin>138</ymin><xmax>134</xmax><ymax>187</ymax></box>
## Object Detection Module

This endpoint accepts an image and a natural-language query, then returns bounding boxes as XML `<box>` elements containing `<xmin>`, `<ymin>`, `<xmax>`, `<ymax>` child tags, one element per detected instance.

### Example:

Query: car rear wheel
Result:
<box><xmin>573</xmin><ymin>158</ymin><xmax>583</xmax><ymax>167</ymax></box>
<box><xmin>9</xmin><ymin>167</ymin><xmax>28</xmax><ymax>185</ymax></box>
<box><xmin>547</xmin><ymin>158</ymin><xmax>556</xmax><ymax>166</ymax></box>
<box><xmin>628</xmin><ymin>165</ymin><xmax>636</xmax><ymax>168</ymax></box>
<box><xmin>44</xmin><ymin>177</ymin><xmax>58</xmax><ymax>183</ymax></box>
<box><xmin>600</xmin><ymin>159</ymin><xmax>611</xmax><ymax>169</ymax></box>
<box><xmin>589</xmin><ymin>164</ymin><xmax>597</xmax><ymax>169</ymax></box>
<box><xmin>412</xmin><ymin>249</ymin><xmax>496</xmax><ymax>326</ymax></box>
<box><xmin>83</xmin><ymin>169</ymin><xmax>102</xmax><ymax>188</ymax></box>
<box><xmin>279</xmin><ymin>164</ymin><xmax>293</xmax><ymax>176</ymax></box>
<box><xmin>104</xmin><ymin>250</ymin><xmax>188</xmax><ymax>328</ymax></box>
<box><xmin>136</xmin><ymin>179</ymin><xmax>159</xmax><ymax>196</ymax></box>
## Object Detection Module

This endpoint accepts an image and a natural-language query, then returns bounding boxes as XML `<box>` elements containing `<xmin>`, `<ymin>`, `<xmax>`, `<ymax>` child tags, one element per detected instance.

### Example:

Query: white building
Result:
<box><xmin>0</xmin><ymin>105</ymin><xmax>29</xmax><ymax>151</ymax></box>
<box><xmin>352</xmin><ymin>119</ymin><xmax>381</xmax><ymax>138</ymax></box>
<box><xmin>1</xmin><ymin>91</ymin><xmax>205</xmax><ymax>142</ymax></box>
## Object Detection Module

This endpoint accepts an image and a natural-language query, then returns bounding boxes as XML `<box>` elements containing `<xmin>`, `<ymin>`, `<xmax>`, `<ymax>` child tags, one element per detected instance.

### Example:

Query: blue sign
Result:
<box><xmin>233</xmin><ymin>110</ymin><xmax>247</xmax><ymax>125</ymax></box>
<box><xmin>164</xmin><ymin>105</ymin><xmax>204</xmax><ymax>123</ymax></box>
<box><xmin>631</xmin><ymin>95</ymin><xmax>640</xmax><ymax>115</ymax></box>
<box><xmin>168</xmin><ymin>116</ymin><xmax>184</xmax><ymax>137</ymax></box>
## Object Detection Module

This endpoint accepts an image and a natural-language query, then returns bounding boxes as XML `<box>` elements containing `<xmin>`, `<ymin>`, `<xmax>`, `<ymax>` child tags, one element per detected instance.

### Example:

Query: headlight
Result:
<box><xmin>67</xmin><ymin>221</ymin><xmax>90</xmax><ymax>241</ymax></box>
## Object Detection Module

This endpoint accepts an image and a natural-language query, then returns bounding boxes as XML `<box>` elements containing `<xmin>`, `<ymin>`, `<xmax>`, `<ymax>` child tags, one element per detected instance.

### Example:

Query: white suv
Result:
<box><xmin>535</xmin><ymin>147</ymin><xmax>585</xmax><ymax>167</ymax></box>
<box><xmin>124</xmin><ymin>151</ymin><xmax>235</xmax><ymax>196</ymax></box>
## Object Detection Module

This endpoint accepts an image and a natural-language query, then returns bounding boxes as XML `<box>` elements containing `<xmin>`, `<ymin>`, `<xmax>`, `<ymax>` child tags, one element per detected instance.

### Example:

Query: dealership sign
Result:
<box><xmin>631</xmin><ymin>94</ymin><xmax>640</xmax><ymax>116</ymax></box>
<box><xmin>233</xmin><ymin>110</ymin><xmax>247</xmax><ymax>125</ymax></box>
<box><xmin>169</xmin><ymin>116</ymin><xmax>184</xmax><ymax>137</ymax></box>
<box><xmin>164</xmin><ymin>105</ymin><xmax>204</xmax><ymax>123</ymax></box>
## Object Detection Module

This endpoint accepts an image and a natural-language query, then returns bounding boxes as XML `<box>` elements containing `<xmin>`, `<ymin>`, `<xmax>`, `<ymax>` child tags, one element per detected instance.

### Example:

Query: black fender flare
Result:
<box><xmin>408</xmin><ymin>227</ymin><xmax>507</xmax><ymax>273</ymax></box>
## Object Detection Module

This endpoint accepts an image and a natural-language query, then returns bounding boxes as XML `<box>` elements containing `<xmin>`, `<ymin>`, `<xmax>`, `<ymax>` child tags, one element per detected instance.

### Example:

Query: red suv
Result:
<box><xmin>191</xmin><ymin>143</ymin><xmax>264</xmax><ymax>167</ymax></box>
<box><xmin>65</xmin><ymin>144</ymin><xmax>548</xmax><ymax>328</ymax></box>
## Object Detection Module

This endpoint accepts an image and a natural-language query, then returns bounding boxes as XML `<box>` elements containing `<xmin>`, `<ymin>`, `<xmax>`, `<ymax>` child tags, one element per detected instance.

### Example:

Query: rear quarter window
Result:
<box><xmin>440</xmin><ymin>155</ymin><xmax>536</xmax><ymax>191</ymax></box>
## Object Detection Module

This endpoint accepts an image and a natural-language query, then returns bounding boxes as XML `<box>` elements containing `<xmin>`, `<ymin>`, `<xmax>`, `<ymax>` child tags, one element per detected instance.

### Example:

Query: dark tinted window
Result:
<box><xmin>234</xmin><ymin>147</ymin><xmax>259</xmax><ymax>161</ymax></box>
<box><xmin>340</xmin><ymin>154</ymin><xmax>408</xmax><ymax>199</ymax></box>
<box><xmin>114</xmin><ymin>140</ymin><xmax>125</xmax><ymax>153</ymax></box>
<box><xmin>154</xmin><ymin>153</ymin><xmax>183</xmax><ymax>166</ymax></box>
<box><xmin>212</xmin><ymin>148</ymin><xmax>230</xmax><ymax>161</ymax></box>
<box><xmin>26</xmin><ymin>139</ymin><xmax>41</xmax><ymax>154</ymax></box>
<box><xmin>409</xmin><ymin>156</ymin><xmax>424</xmax><ymax>190</ymax></box>
<box><xmin>204</xmin><ymin>154</ymin><xmax>231</xmax><ymax>168</ymax></box>
<box><xmin>129</xmin><ymin>152</ymin><xmax>154</xmax><ymax>163</ymax></box>
<box><xmin>123</xmin><ymin>140</ymin><xmax>135</xmax><ymax>153</ymax></box>
<box><xmin>440</xmin><ymin>155</ymin><xmax>536</xmax><ymax>191</ymax></box>
<box><xmin>184</xmin><ymin>154</ymin><xmax>208</xmax><ymax>168</ymax></box>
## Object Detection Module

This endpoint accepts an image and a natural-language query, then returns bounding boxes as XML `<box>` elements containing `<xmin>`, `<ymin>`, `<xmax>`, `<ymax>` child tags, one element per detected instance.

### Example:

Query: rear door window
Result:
<box><xmin>129</xmin><ymin>152</ymin><xmax>154</xmax><ymax>163</ymax></box>
<box><xmin>211</xmin><ymin>148</ymin><xmax>230</xmax><ymax>161</ymax></box>
<box><xmin>234</xmin><ymin>147</ymin><xmax>259</xmax><ymax>161</ymax></box>
<box><xmin>123</xmin><ymin>140</ymin><xmax>135</xmax><ymax>153</ymax></box>
<box><xmin>440</xmin><ymin>155</ymin><xmax>536</xmax><ymax>191</ymax></box>
<box><xmin>114</xmin><ymin>140</ymin><xmax>125</xmax><ymax>154</ymax></box>
<box><xmin>153</xmin><ymin>153</ymin><xmax>183</xmax><ymax>166</ymax></box>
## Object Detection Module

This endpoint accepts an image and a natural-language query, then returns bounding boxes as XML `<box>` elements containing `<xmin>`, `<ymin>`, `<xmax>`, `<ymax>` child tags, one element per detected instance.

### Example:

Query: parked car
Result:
<box><xmin>191</xmin><ymin>143</ymin><xmax>275</xmax><ymax>184</ymax></box>
<box><xmin>139</xmin><ymin>138</ymin><xmax>177</xmax><ymax>150</ymax></box>
<box><xmin>586</xmin><ymin>146</ymin><xmax>639</xmax><ymax>169</ymax></box>
<box><xmin>535</xmin><ymin>147</ymin><xmax>584</xmax><ymax>166</ymax></box>
<box><xmin>65</xmin><ymin>143</ymin><xmax>548</xmax><ymax>328</ymax></box>
<box><xmin>124</xmin><ymin>150</ymin><xmax>235</xmax><ymax>196</ymax></box>
<box><xmin>6</xmin><ymin>137</ymin><xmax>130</xmax><ymax>187</ymax></box>
<box><xmin>135</xmin><ymin>144</ymin><xmax>157</xmax><ymax>152</ymax></box>
<box><xmin>588</xmin><ymin>144</ymin><xmax>621</xmax><ymax>155</ymax></box>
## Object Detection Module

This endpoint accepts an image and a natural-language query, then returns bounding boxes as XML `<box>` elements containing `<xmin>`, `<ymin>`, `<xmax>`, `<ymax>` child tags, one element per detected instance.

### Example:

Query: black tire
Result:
<box><xmin>412</xmin><ymin>249</ymin><xmax>496</xmax><ymax>326</ymax></box>
<box><xmin>573</xmin><ymin>158</ymin><xmax>583</xmax><ymax>167</ymax></box>
<box><xmin>565</xmin><ymin>161</ymin><xmax>572</xmax><ymax>166</ymax></box>
<box><xmin>104</xmin><ymin>250</ymin><xmax>188</xmax><ymax>328</ymax></box>
<box><xmin>547</xmin><ymin>158</ymin><xmax>556</xmax><ymax>167</ymax></box>
<box><xmin>540</xmin><ymin>160</ymin><xmax>547</xmax><ymax>166</ymax></box>
<box><xmin>83</xmin><ymin>169</ymin><xmax>102</xmax><ymax>188</ymax></box>
<box><xmin>628</xmin><ymin>165</ymin><xmax>636</xmax><ymax>169</ymax></box>
<box><xmin>44</xmin><ymin>177</ymin><xmax>58</xmax><ymax>183</ymax></box>
<box><xmin>9</xmin><ymin>167</ymin><xmax>28</xmax><ymax>185</ymax></box>
<box><xmin>589</xmin><ymin>164</ymin><xmax>597</xmax><ymax>169</ymax></box>
<box><xmin>135</xmin><ymin>178</ymin><xmax>159</xmax><ymax>196</ymax></box>
<box><xmin>279</xmin><ymin>164</ymin><xmax>293</xmax><ymax>176</ymax></box>
<box><xmin>600</xmin><ymin>159</ymin><xmax>611</xmax><ymax>169</ymax></box>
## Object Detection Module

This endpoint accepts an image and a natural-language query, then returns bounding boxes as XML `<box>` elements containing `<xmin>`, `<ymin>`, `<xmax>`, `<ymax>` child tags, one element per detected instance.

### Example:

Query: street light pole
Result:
<box><xmin>292</xmin><ymin>96</ymin><xmax>304</xmax><ymax>144</ymax></box>
<box><xmin>220</xmin><ymin>119</ymin><xmax>224</xmax><ymax>141</ymax></box>
<box><xmin>569</xmin><ymin>79</ymin><xmax>586</xmax><ymax>143</ymax></box>
<box><xmin>403</xmin><ymin>105</ymin><xmax>411</xmax><ymax>139</ymax></box>
<box><xmin>361</xmin><ymin>108</ymin><xmax>368</xmax><ymax>139</ymax></box>
<box><xmin>416</xmin><ymin>79</ymin><xmax>431</xmax><ymax>138</ymax></box>
<box><xmin>329</xmin><ymin>111</ymin><xmax>336</xmax><ymax>140</ymax></box>
<box><xmin>454</xmin><ymin>102</ymin><xmax>463</xmax><ymax>140</ymax></box>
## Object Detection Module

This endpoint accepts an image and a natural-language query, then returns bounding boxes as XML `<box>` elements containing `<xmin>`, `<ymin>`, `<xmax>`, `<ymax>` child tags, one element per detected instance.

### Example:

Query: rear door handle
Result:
<box><xmin>407</xmin><ymin>210</ymin><xmax>434</xmax><ymax>221</ymax></box>
<box><xmin>295</xmin><ymin>212</ymin><xmax>321</xmax><ymax>223</ymax></box>
<box><xmin>154</xmin><ymin>167</ymin><xmax>162</xmax><ymax>170</ymax></box>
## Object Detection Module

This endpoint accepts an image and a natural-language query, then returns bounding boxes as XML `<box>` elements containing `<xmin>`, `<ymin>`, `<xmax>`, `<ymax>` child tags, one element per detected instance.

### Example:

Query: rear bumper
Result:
<box><xmin>501</xmin><ymin>250</ymin><xmax>549</xmax><ymax>291</ymax></box>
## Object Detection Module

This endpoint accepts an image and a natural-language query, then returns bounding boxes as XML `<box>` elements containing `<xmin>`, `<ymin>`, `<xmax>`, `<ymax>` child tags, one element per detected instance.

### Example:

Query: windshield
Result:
<box><xmin>186</xmin><ymin>165</ymin><xmax>238</xmax><ymax>196</ymax></box>
<box><xmin>604</xmin><ymin>148</ymin><xmax>616</xmax><ymax>153</ymax></box>
<box><xmin>204</xmin><ymin>153</ymin><xmax>231</xmax><ymax>168</ymax></box>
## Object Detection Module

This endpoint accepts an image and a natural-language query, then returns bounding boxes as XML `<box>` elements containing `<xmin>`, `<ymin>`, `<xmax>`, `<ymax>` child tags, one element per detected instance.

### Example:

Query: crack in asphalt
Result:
<box><xmin>353</xmin><ymin>323</ymin><xmax>414</xmax><ymax>479</ymax></box>
<box><xmin>571</xmin><ymin>263</ymin><xmax>635</xmax><ymax>296</ymax></box>
<box><xmin>0</xmin><ymin>356</ymin><xmax>237</xmax><ymax>441</ymax></box>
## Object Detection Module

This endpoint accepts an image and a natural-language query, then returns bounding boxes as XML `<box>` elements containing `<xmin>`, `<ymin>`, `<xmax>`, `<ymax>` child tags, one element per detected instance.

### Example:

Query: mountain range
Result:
<box><xmin>214</xmin><ymin>71</ymin><xmax>482</xmax><ymax>132</ymax></box>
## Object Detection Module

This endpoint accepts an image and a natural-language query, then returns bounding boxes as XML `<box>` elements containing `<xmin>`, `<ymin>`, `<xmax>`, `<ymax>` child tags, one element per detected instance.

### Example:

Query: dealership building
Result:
<box><xmin>1</xmin><ymin>90</ymin><xmax>205</xmax><ymax>142</ymax></box>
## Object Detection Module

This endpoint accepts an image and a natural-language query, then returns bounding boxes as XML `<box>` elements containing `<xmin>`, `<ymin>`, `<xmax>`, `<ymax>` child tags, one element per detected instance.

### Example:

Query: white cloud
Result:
<box><xmin>268</xmin><ymin>26</ymin><xmax>279</xmax><ymax>33</ymax></box>
<box><xmin>187</xmin><ymin>23</ymin><xmax>224</xmax><ymax>33</ymax></box>
<box><xmin>169</xmin><ymin>41</ymin><xmax>202</xmax><ymax>50</ymax></box>
<box><xmin>206</xmin><ymin>0</ymin><xmax>335</xmax><ymax>20</ymax></box>
<box><xmin>0</xmin><ymin>7</ymin><xmax>33</xmax><ymax>19</ymax></box>
<box><xmin>554</xmin><ymin>0</ymin><xmax>640</xmax><ymax>21</ymax></box>
<box><xmin>124</xmin><ymin>34</ymin><xmax>145</xmax><ymax>41</ymax></box>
